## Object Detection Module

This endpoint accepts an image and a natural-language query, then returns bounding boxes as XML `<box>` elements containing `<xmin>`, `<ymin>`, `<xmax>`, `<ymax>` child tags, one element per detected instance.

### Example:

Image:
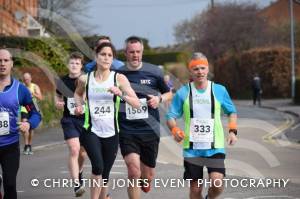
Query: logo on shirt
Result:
<box><xmin>194</xmin><ymin>99</ymin><xmax>210</xmax><ymax>105</ymax></box>
<box><xmin>140</xmin><ymin>79</ymin><xmax>151</xmax><ymax>85</ymax></box>
<box><xmin>91</xmin><ymin>88</ymin><xmax>108</xmax><ymax>93</ymax></box>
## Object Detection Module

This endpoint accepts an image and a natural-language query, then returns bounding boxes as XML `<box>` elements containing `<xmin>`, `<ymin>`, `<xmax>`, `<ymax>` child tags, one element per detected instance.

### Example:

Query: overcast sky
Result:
<box><xmin>87</xmin><ymin>0</ymin><xmax>273</xmax><ymax>49</ymax></box>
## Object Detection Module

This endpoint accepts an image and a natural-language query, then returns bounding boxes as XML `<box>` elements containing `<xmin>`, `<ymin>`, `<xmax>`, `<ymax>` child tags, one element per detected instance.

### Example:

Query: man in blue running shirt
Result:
<box><xmin>0</xmin><ymin>49</ymin><xmax>41</xmax><ymax>199</ymax></box>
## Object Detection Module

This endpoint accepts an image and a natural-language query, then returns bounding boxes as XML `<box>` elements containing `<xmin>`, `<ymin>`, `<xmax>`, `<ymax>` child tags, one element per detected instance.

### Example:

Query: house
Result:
<box><xmin>0</xmin><ymin>0</ymin><xmax>46</xmax><ymax>37</ymax></box>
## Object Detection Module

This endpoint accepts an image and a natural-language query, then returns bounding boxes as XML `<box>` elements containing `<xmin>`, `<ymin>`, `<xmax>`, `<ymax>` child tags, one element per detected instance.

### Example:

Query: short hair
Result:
<box><xmin>125</xmin><ymin>36</ymin><xmax>144</xmax><ymax>49</ymax></box>
<box><xmin>125</xmin><ymin>36</ymin><xmax>143</xmax><ymax>44</ymax></box>
<box><xmin>191</xmin><ymin>52</ymin><xmax>207</xmax><ymax>60</ymax></box>
<box><xmin>69</xmin><ymin>51</ymin><xmax>84</xmax><ymax>63</ymax></box>
<box><xmin>95</xmin><ymin>35</ymin><xmax>111</xmax><ymax>47</ymax></box>
<box><xmin>69</xmin><ymin>51</ymin><xmax>84</xmax><ymax>60</ymax></box>
<box><xmin>95</xmin><ymin>42</ymin><xmax>116</xmax><ymax>58</ymax></box>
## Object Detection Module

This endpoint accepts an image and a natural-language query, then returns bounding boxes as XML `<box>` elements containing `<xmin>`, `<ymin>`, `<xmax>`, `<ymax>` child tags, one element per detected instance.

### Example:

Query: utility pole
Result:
<box><xmin>289</xmin><ymin>0</ymin><xmax>296</xmax><ymax>102</ymax></box>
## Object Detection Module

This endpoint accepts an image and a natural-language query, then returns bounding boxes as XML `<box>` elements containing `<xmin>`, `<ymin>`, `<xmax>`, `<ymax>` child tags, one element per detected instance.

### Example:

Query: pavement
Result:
<box><xmin>234</xmin><ymin>99</ymin><xmax>300</xmax><ymax>143</ymax></box>
<box><xmin>15</xmin><ymin>99</ymin><xmax>300</xmax><ymax>199</ymax></box>
<box><xmin>28</xmin><ymin>98</ymin><xmax>300</xmax><ymax>151</ymax></box>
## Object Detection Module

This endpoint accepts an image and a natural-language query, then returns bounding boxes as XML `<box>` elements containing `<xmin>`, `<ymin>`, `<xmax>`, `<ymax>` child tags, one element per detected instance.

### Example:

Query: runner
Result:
<box><xmin>55</xmin><ymin>52</ymin><xmax>87</xmax><ymax>197</ymax></box>
<box><xmin>117</xmin><ymin>36</ymin><xmax>172</xmax><ymax>199</ymax></box>
<box><xmin>85</xmin><ymin>35</ymin><xmax>124</xmax><ymax>73</ymax></box>
<box><xmin>0</xmin><ymin>48</ymin><xmax>41</xmax><ymax>199</ymax></box>
<box><xmin>74</xmin><ymin>42</ymin><xmax>140</xmax><ymax>199</ymax></box>
<box><xmin>166</xmin><ymin>52</ymin><xmax>238</xmax><ymax>199</ymax></box>
<box><xmin>20</xmin><ymin>72</ymin><xmax>43</xmax><ymax>155</ymax></box>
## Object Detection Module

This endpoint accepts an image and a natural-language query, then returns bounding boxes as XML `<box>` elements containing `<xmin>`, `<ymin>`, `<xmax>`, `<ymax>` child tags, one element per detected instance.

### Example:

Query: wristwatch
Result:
<box><xmin>159</xmin><ymin>95</ymin><xmax>162</xmax><ymax>103</ymax></box>
<box><xmin>229</xmin><ymin>129</ymin><xmax>237</xmax><ymax>136</ymax></box>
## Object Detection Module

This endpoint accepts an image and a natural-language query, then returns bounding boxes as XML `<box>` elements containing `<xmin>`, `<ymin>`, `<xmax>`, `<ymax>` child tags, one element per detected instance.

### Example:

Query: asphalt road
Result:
<box><xmin>6</xmin><ymin>105</ymin><xmax>300</xmax><ymax>199</ymax></box>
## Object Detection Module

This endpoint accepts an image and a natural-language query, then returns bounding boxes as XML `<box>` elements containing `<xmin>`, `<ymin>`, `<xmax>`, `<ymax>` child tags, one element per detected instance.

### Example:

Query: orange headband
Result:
<box><xmin>188</xmin><ymin>59</ymin><xmax>209</xmax><ymax>69</ymax></box>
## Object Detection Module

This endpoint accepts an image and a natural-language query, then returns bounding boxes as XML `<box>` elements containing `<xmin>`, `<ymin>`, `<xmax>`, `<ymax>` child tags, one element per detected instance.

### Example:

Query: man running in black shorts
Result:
<box><xmin>55</xmin><ymin>52</ymin><xmax>87</xmax><ymax>197</ymax></box>
<box><xmin>117</xmin><ymin>36</ymin><xmax>172</xmax><ymax>199</ymax></box>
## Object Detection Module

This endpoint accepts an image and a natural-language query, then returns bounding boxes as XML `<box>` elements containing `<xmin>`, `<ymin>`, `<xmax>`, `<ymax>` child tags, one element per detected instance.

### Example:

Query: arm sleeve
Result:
<box><xmin>165</xmin><ymin>85</ymin><xmax>188</xmax><ymax>120</ymax></box>
<box><xmin>18</xmin><ymin>84</ymin><xmax>42</xmax><ymax>129</ymax></box>
<box><xmin>220</xmin><ymin>86</ymin><xmax>237</xmax><ymax>115</ymax></box>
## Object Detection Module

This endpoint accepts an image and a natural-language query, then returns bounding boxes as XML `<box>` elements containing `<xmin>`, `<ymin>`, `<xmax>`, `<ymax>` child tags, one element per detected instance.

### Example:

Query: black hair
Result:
<box><xmin>95</xmin><ymin>42</ymin><xmax>116</xmax><ymax>58</ymax></box>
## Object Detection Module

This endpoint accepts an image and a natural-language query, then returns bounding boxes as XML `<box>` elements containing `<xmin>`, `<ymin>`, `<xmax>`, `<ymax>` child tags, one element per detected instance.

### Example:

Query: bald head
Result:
<box><xmin>23</xmin><ymin>72</ymin><xmax>32</xmax><ymax>85</ymax></box>
<box><xmin>0</xmin><ymin>49</ymin><xmax>12</xmax><ymax>60</ymax></box>
<box><xmin>0</xmin><ymin>49</ymin><xmax>13</xmax><ymax>77</ymax></box>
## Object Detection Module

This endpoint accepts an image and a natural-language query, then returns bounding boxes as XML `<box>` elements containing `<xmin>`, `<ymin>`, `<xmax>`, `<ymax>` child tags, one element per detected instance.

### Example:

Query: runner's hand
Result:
<box><xmin>18</xmin><ymin>121</ymin><xmax>30</xmax><ymax>132</ymax></box>
<box><xmin>75</xmin><ymin>105</ymin><xmax>84</xmax><ymax>115</ymax></box>
<box><xmin>227</xmin><ymin>132</ymin><xmax>237</xmax><ymax>146</ymax></box>
<box><xmin>108</xmin><ymin>86</ymin><xmax>122</xmax><ymax>97</ymax></box>
<box><xmin>171</xmin><ymin>127</ymin><xmax>185</xmax><ymax>143</ymax></box>
<box><xmin>147</xmin><ymin>95</ymin><xmax>160</xmax><ymax>109</ymax></box>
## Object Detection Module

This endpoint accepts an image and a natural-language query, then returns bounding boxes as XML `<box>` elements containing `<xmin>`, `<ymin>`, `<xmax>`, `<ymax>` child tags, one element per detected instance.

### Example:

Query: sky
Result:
<box><xmin>87</xmin><ymin>0</ymin><xmax>274</xmax><ymax>49</ymax></box>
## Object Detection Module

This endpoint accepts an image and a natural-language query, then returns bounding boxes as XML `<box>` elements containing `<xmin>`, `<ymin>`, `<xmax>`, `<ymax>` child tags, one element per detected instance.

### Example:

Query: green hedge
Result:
<box><xmin>1</xmin><ymin>36</ymin><xmax>191</xmax><ymax>73</ymax></box>
<box><xmin>38</xmin><ymin>93</ymin><xmax>62</xmax><ymax>127</ymax></box>
<box><xmin>295</xmin><ymin>77</ymin><xmax>300</xmax><ymax>104</ymax></box>
<box><xmin>0</xmin><ymin>36</ymin><xmax>70</xmax><ymax>75</ymax></box>
<box><xmin>214</xmin><ymin>47</ymin><xmax>300</xmax><ymax>98</ymax></box>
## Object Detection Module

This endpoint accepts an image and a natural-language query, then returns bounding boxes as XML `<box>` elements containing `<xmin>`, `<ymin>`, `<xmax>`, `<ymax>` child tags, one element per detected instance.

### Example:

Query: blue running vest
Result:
<box><xmin>0</xmin><ymin>79</ymin><xmax>20</xmax><ymax>147</ymax></box>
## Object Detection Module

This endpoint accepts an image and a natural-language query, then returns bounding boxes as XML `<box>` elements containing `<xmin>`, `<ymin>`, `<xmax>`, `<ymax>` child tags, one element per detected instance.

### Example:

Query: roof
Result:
<box><xmin>259</xmin><ymin>0</ymin><xmax>300</xmax><ymax>25</ymax></box>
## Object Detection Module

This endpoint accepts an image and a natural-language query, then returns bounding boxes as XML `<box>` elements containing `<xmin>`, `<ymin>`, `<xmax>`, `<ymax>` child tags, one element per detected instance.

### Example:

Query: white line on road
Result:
<box><xmin>110</xmin><ymin>171</ymin><xmax>125</xmax><ymax>175</ymax></box>
<box><xmin>291</xmin><ymin>123</ymin><xmax>300</xmax><ymax>131</ymax></box>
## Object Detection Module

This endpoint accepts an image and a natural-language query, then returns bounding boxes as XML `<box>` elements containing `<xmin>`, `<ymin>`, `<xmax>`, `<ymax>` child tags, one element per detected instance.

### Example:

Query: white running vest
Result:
<box><xmin>88</xmin><ymin>71</ymin><xmax>116</xmax><ymax>138</ymax></box>
<box><xmin>190</xmin><ymin>81</ymin><xmax>214</xmax><ymax>149</ymax></box>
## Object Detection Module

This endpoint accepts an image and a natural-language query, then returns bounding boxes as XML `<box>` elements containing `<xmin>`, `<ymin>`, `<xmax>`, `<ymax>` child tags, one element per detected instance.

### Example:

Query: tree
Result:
<box><xmin>38</xmin><ymin>0</ymin><xmax>93</xmax><ymax>36</ymax></box>
<box><xmin>174</xmin><ymin>2</ymin><xmax>271</xmax><ymax>60</ymax></box>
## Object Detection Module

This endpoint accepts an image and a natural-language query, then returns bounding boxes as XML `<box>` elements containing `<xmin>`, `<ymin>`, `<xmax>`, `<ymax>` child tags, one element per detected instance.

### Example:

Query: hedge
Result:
<box><xmin>0</xmin><ymin>36</ymin><xmax>70</xmax><ymax>75</ymax></box>
<box><xmin>1</xmin><ymin>36</ymin><xmax>191</xmax><ymax>73</ymax></box>
<box><xmin>214</xmin><ymin>47</ymin><xmax>300</xmax><ymax>99</ymax></box>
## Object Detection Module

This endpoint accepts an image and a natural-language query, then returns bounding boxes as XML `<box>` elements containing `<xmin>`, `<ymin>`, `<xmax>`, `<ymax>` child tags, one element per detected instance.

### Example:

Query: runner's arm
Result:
<box><xmin>116</xmin><ymin>74</ymin><xmax>140</xmax><ymax>109</ymax></box>
<box><xmin>33</xmin><ymin>84</ymin><xmax>43</xmax><ymax>100</ymax></box>
<box><xmin>19</xmin><ymin>84</ymin><xmax>41</xmax><ymax>130</ymax></box>
<box><xmin>74</xmin><ymin>75</ymin><xmax>87</xmax><ymax>115</ymax></box>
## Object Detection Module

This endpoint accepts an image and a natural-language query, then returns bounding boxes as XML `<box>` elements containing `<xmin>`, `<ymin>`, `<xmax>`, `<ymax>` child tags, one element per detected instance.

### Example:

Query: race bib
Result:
<box><xmin>67</xmin><ymin>98</ymin><xmax>84</xmax><ymax>115</ymax></box>
<box><xmin>190</xmin><ymin>118</ymin><xmax>214</xmax><ymax>143</ymax></box>
<box><xmin>0</xmin><ymin>112</ymin><xmax>10</xmax><ymax>136</ymax></box>
<box><xmin>126</xmin><ymin>98</ymin><xmax>148</xmax><ymax>120</ymax></box>
<box><xmin>90</xmin><ymin>100</ymin><xmax>114</xmax><ymax>119</ymax></box>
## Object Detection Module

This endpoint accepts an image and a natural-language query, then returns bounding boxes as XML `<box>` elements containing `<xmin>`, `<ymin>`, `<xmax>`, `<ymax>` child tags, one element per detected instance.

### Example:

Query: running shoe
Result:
<box><xmin>28</xmin><ymin>145</ymin><xmax>33</xmax><ymax>155</ymax></box>
<box><xmin>141</xmin><ymin>180</ymin><xmax>151</xmax><ymax>193</ymax></box>
<box><xmin>74</xmin><ymin>184</ymin><xmax>85</xmax><ymax>197</ymax></box>
<box><xmin>23</xmin><ymin>145</ymin><xmax>29</xmax><ymax>155</ymax></box>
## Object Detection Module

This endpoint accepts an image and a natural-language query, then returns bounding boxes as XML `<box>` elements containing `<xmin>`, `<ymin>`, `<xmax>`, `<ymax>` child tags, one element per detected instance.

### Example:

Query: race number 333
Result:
<box><xmin>126</xmin><ymin>98</ymin><xmax>148</xmax><ymax>120</ymax></box>
<box><xmin>190</xmin><ymin>118</ymin><xmax>214</xmax><ymax>142</ymax></box>
<box><xmin>0</xmin><ymin>112</ymin><xmax>10</xmax><ymax>136</ymax></box>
